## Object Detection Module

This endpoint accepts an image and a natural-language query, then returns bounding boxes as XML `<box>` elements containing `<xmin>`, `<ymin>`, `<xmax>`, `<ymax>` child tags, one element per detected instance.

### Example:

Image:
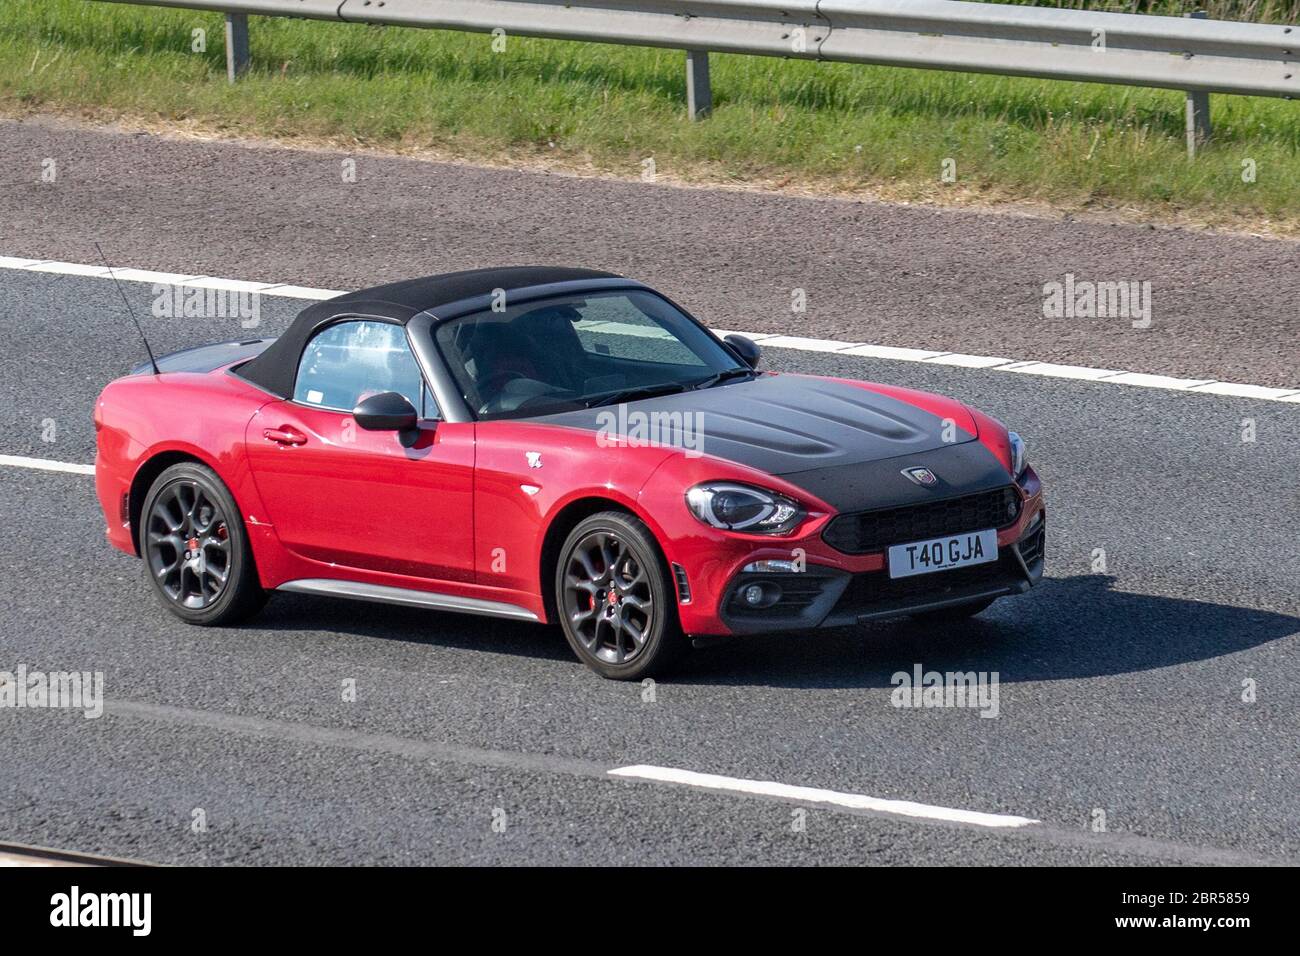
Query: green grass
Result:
<box><xmin>3</xmin><ymin>0</ymin><xmax>1299</xmax><ymax>230</ymax></box>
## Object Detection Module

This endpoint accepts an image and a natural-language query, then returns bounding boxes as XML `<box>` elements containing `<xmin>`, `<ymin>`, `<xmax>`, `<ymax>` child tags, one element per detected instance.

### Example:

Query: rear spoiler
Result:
<box><xmin>131</xmin><ymin>338</ymin><xmax>274</xmax><ymax>376</ymax></box>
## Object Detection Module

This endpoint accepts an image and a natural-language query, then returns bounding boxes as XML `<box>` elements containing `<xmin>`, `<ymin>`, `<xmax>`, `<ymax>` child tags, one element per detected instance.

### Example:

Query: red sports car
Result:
<box><xmin>94</xmin><ymin>267</ymin><xmax>1045</xmax><ymax>679</ymax></box>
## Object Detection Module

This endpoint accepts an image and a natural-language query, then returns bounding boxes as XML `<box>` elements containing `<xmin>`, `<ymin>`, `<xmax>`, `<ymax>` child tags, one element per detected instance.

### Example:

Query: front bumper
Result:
<box><xmin>718</xmin><ymin>510</ymin><xmax>1044</xmax><ymax>635</ymax></box>
<box><xmin>667</xmin><ymin>466</ymin><xmax>1046</xmax><ymax>639</ymax></box>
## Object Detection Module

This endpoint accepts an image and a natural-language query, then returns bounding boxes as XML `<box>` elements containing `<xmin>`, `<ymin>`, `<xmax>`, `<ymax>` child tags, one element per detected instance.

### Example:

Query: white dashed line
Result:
<box><xmin>0</xmin><ymin>454</ymin><xmax>95</xmax><ymax>476</ymax></box>
<box><xmin>2</xmin><ymin>255</ymin><xmax>1299</xmax><ymax>402</ymax></box>
<box><xmin>608</xmin><ymin>765</ymin><xmax>1040</xmax><ymax>828</ymax></box>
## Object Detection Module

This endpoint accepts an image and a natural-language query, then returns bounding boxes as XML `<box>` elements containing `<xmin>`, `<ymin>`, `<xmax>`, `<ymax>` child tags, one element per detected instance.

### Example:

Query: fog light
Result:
<box><xmin>738</xmin><ymin>582</ymin><xmax>782</xmax><ymax>609</ymax></box>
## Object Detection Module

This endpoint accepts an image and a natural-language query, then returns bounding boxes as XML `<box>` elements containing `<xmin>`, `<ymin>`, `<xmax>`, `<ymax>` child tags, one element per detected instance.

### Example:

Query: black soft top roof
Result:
<box><xmin>237</xmin><ymin>266</ymin><xmax>620</xmax><ymax>398</ymax></box>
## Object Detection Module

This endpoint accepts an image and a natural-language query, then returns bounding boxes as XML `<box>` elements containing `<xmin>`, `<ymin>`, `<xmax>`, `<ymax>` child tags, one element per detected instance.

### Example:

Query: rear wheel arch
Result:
<box><xmin>128</xmin><ymin>450</ymin><xmax>218</xmax><ymax>555</ymax></box>
<box><xmin>139</xmin><ymin>459</ymin><xmax>267</xmax><ymax>625</ymax></box>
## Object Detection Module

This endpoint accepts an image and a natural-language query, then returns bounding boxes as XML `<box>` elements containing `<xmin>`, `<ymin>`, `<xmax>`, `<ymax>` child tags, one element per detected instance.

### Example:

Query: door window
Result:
<box><xmin>293</xmin><ymin>319</ymin><xmax>437</xmax><ymax>417</ymax></box>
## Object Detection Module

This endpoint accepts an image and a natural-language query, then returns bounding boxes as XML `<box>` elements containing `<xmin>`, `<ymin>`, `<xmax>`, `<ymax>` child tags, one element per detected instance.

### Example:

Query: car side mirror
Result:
<box><xmin>353</xmin><ymin>391</ymin><xmax>418</xmax><ymax>432</ymax></box>
<box><xmin>724</xmin><ymin>334</ymin><xmax>761</xmax><ymax>369</ymax></box>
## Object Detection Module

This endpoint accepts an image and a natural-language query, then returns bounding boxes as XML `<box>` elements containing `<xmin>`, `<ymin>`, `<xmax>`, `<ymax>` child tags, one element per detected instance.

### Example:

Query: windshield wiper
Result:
<box><xmin>584</xmin><ymin>382</ymin><xmax>690</xmax><ymax>408</ymax></box>
<box><xmin>692</xmin><ymin>367</ymin><xmax>756</xmax><ymax>390</ymax></box>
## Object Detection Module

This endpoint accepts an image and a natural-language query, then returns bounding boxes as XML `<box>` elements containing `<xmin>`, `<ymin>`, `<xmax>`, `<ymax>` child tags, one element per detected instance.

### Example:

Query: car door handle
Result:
<box><xmin>263</xmin><ymin>427</ymin><xmax>308</xmax><ymax>446</ymax></box>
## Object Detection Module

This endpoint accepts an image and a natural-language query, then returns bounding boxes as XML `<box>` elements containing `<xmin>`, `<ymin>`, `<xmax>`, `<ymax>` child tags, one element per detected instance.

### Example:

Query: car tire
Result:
<box><xmin>140</xmin><ymin>462</ymin><xmax>267</xmax><ymax>626</ymax></box>
<box><xmin>911</xmin><ymin>597</ymin><xmax>996</xmax><ymax>623</ymax></box>
<box><xmin>555</xmin><ymin>511</ymin><xmax>687</xmax><ymax>680</ymax></box>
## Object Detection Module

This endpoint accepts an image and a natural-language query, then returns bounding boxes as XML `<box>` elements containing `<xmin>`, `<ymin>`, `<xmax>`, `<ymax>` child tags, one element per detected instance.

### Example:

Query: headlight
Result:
<box><xmin>1008</xmin><ymin>431</ymin><xmax>1028</xmax><ymax>478</ymax></box>
<box><xmin>685</xmin><ymin>482</ymin><xmax>804</xmax><ymax>535</ymax></box>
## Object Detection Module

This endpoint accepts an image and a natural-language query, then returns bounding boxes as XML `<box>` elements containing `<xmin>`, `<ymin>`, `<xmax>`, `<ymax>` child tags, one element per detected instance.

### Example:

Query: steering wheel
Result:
<box><xmin>512</xmin><ymin>389</ymin><xmax>577</xmax><ymax>414</ymax></box>
<box><xmin>475</xmin><ymin>368</ymin><xmax>526</xmax><ymax>407</ymax></box>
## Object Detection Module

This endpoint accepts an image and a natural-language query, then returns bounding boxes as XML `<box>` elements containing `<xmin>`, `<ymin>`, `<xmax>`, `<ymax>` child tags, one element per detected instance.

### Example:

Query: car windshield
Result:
<box><xmin>433</xmin><ymin>290</ymin><xmax>748</xmax><ymax>419</ymax></box>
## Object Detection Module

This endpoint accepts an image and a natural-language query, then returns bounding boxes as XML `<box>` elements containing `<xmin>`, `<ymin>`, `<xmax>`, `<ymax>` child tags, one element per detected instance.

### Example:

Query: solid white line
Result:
<box><xmin>4</xmin><ymin>255</ymin><xmax>1298</xmax><ymax>404</ymax></box>
<box><xmin>757</xmin><ymin>334</ymin><xmax>859</xmax><ymax>353</ymax></box>
<box><xmin>607</xmin><ymin>765</ymin><xmax>1040</xmax><ymax>829</ymax></box>
<box><xmin>1091</xmin><ymin>371</ymin><xmax>1216</xmax><ymax>391</ymax></box>
<box><xmin>0</xmin><ymin>454</ymin><xmax>95</xmax><ymax>476</ymax></box>
<box><xmin>1004</xmin><ymin>362</ymin><xmax>1124</xmax><ymax>381</ymax></box>
<box><xmin>256</xmin><ymin>283</ymin><xmax>339</xmax><ymax>300</ymax></box>
<box><xmin>1187</xmin><ymin>381</ymin><xmax>1300</xmax><ymax>401</ymax></box>
<box><xmin>0</xmin><ymin>255</ymin><xmax>344</xmax><ymax>300</ymax></box>
<box><xmin>842</xmin><ymin>343</ymin><xmax>947</xmax><ymax>361</ymax></box>
<box><xmin>922</xmin><ymin>352</ymin><xmax>1014</xmax><ymax>369</ymax></box>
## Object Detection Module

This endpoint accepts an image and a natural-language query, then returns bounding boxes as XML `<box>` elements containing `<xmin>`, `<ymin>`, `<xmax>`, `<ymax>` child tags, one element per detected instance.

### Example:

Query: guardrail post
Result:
<box><xmin>1184</xmin><ymin>11</ymin><xmax>1211</xmax><ymax>157</ymax></box>
<box><xmin>685</xmin><ymin>50</ymin><xmax>712</xmax><ymax>120</ymax></box>
<box><xmin>225</xmin><ymin>12</ymin><xmax>250</xmax><ymax>82</ymax></box>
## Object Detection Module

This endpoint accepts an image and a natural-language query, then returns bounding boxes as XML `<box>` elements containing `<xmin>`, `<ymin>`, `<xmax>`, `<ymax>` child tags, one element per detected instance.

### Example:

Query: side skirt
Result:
<box><xmin>276</xmin><ymin>578</ymin><xmax>540</xmax><ymax>622</ymax></box>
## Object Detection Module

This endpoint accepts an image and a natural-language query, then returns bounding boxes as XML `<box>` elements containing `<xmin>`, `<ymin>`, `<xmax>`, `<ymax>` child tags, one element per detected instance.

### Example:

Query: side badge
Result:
<box><xmin>526</xmin><ymin>452</ymin><xmax>543</xmax><ymax>469</ymax></box>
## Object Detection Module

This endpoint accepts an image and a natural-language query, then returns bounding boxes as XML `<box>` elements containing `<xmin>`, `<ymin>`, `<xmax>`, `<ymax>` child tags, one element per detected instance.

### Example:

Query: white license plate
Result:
<box><xmin>887</xmin><ymin>529</ymin><xmax>998</xmax><ymax>579</ymax></box>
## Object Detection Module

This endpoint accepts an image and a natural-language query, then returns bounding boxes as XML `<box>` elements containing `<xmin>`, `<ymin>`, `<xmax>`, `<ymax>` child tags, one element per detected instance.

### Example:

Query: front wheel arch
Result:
<box><xmin>553</xmin><ymin>510</ymin><xmax>687</xmax><ymax>679</ymax></box>
<box><xmin>539</xmin><ymin>496</ymin><xmax>679</xmax><ymax>631</ymax></box>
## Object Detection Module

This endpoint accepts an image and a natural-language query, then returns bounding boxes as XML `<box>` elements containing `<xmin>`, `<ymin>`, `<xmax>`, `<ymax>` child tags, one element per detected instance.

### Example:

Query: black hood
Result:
<box><xmin>537</xmin><ymin>374</ymin><xmax>1014</xmax><ymax>512</ymax></box>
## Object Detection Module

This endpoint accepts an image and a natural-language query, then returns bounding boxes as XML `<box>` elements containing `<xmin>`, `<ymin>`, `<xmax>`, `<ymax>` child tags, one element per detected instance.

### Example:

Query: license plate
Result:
<box><xmin>887</xmin><ymin>529</ymin><xmax>998</xmax><ymax>579</ymax></box>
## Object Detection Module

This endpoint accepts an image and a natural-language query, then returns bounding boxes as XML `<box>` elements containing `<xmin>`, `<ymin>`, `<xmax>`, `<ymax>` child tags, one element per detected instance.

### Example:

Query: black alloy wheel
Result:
<box><xmin>556</xmin><ymin>512</ymin><xmax>685</xmax><ymax>679</ymax></box>
<box><xmin>141</xmin><ymin>462</ymin><xmax>266</xmax><ymax>625</ymax></box>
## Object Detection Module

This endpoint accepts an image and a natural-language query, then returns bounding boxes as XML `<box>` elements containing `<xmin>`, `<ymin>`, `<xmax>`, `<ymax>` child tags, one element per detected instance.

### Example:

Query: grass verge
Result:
<box><xmin>2</xmin><ymin>0</ymin><xmax>1299</xmax><ymax>233</ymax></box>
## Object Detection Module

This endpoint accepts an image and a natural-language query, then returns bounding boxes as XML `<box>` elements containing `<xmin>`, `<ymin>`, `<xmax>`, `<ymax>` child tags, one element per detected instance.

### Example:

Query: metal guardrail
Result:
<box><xmin>94</xmin><ymin>0</ymin><xmax>1299</xmax><ymax>153</ymax></box>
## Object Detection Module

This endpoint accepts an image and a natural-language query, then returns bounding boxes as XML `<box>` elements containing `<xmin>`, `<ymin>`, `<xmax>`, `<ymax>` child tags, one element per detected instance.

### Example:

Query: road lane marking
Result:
<box><xmin>2</xmin><ymin>696</ymin><xmax>1288</xmax><ymax>862</ymax></box>
<box><xmin>756</xmin><ymin>334</ymin><xmax>861</xmax><ymax>353</ymax></box>
<box><xmin>102</xmin><ymin>700</ymin><xmax>1040</xmax><ymax>830</ymax></box>
<box><xmin>0</xmin><ymin>454</ymin><xmax>95</xmax><ymax>476</ymax></box>
<box><xmin>1003</xmin><ymin>362</ymin><xmax>1124</xmax><ymax>381</ymax></box>
<box><xmin>0</xmin><ymin>255</ymin><xmax>341</xmax><ymax>299</ymax></box>
<box><xmin>3</xmin><ymin>254</ymin><xmax>1300</xmax><ymax>401</ymax></box>
<box><xmin>94</xmin><ymin>700</ymin><xmax>1298</xmax><ymax>861</ymax></box>
<box><xmin>607</xmin><ymin>764</ymin><xmax>1039</xmax><ymax>828</ymax></box>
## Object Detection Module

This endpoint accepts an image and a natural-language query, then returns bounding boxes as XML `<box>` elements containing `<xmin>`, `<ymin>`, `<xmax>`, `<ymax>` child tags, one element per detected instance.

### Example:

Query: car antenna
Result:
<box><xmin>94</xmin><ymin>240</ymin><xmax>161</xmax><ymax>375</ymax></box>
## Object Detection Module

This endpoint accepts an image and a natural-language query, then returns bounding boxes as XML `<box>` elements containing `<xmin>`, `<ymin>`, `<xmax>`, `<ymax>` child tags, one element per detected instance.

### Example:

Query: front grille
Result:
<box><xmin>822</xmin><ymin>486</ymin><xmax>1021</xmax><ymax>555</ymax></box>
<box><xmin>832</xmin><ymin>554</ymin><xmax>1018</xmax><ymax>616</ymax></box>
<box><xmin>1018</xmin><ymin>520</ymin><xmax>1045</xmax><ymax>566</ymax></box>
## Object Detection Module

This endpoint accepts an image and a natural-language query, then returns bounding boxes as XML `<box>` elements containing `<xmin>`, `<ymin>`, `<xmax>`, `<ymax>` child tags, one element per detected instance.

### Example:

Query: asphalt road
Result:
<box><xmin>1</xmin><ymin>116</ymin><xmax>1298</xmax><ymax>389</ymax></box>
<box><xmin>1</xmin><ymin>269</ymin><xmax>1297</xmax><ymax>865</ymax></box>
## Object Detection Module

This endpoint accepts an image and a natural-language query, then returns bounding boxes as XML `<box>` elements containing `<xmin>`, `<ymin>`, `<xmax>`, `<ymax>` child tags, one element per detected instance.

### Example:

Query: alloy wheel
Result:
<box><xmin>561</xmin><ymin>531</ymin><xmax>655</xmax><ymax>665</ymax></box>
<box><xmin>145</xmin><ymin>480</ymin><xmax>232</xmax><ymax>610</ymax></box>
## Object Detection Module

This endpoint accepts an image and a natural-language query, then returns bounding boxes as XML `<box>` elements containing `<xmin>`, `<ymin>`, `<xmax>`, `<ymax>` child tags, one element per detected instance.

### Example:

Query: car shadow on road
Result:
<box><xmin>259</xmin><ymin>593</ymin><xmax>577</xmax><ymax>664</ymax></box>
<box><xmin>680</xmin><ymin>574</ymin><xmax>1300</xmax><ymax>690</ymax></box>
<box><xmin>259</xmin><ymin>574</ymin><xmax>1299</xmax><ymax>689</ymax></box>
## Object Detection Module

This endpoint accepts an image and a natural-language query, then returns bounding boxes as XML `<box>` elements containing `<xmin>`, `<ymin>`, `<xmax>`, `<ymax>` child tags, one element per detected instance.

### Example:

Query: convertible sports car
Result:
<box><xmin>94</xmin><ymin>267</ymin><xmax>1045</xmax><ymax>679</ymax></box>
